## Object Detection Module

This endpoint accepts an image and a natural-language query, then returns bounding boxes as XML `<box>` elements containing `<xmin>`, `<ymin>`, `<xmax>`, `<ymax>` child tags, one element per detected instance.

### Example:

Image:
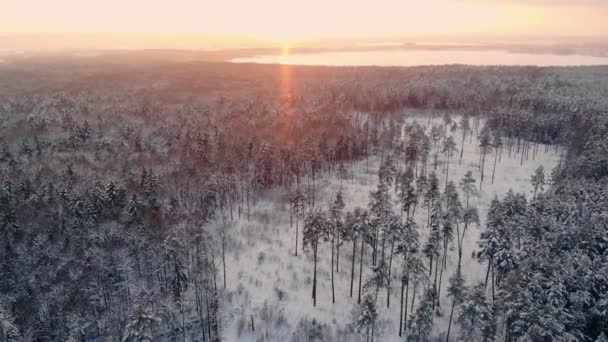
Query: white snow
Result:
<box><xmin>218</xmin><ymin>113</ymin><xmax>561</xmax><ymax>341</ymax></box>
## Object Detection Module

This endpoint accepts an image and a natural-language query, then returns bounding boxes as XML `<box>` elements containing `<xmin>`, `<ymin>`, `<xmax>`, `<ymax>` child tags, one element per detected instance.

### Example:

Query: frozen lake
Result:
<box><xmin>232</xmin><ymin>49</ymin><xmax>608</xmax><ymax>67</ymax></box>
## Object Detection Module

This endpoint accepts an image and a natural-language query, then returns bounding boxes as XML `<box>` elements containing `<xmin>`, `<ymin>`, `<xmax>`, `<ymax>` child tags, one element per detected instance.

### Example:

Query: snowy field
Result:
<box><xmin>215</xmin><ymin>114</ymin><xmax>561</xmax><ymax>341</ymax></box>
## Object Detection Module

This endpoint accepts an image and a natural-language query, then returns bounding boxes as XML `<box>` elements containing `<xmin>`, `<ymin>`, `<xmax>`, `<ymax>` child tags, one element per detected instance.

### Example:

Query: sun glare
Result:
<box><xmin>281</xmin><ymin>43</ymin><xmax>290</xmax><ymax>56</ymax></box>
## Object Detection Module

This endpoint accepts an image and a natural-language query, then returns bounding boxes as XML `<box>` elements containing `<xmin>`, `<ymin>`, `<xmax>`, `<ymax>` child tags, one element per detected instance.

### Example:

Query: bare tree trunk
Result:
<box><xmin>358</xmin><ymin>238</ymin><xmax>365</xmax><ymax>304</ymax></box>
<box><xmin>480</xmin><ymin>148</ymin><xmax>486</xmax><ymax>191</ymax></box>
<box><xmin>491</xmin><ymin>263</ymin><xmax>495</xmax><ymax>302</ymax></box>
<box><xmin>295</xmin><ymin>217</ymin><xmax>299</xmax><ymax>256</ymax></box>
<box><xmin>460</xmin><ymin>130</ymin><xmax>466</xmax><ymax>165</ymax></box>
<box><xmin>409</xmin><ymin>284</ymin><xmax>417</xmax><ymax>326</ymax></box>
<box><xmin>350</xmin><ymin>237</ymin><xmax>357</xmax><ymax>297</ymax></box>
<box><xmin>484</xmin><ymin>257</ymin><xmax>492</xmax><ymax>290</ymax></box>
<box><xmin>446</xmin><ymin>298</ymin><xmax>456</xmax><ymax>342</ymax></box>
<box><xmin>331</xmin><ymin>231</ymin><xmax>335</xmax><ymax>304</ymax></box>
<box><xmin>387</xmin><ymin>238</ymin><xmax>395</xmax><ymax>308</ymax></box>
<box><xmin>433</xmin><ymin>253</ymin><xmax>440</xmax><ymax>309</ymax></box>
<box><xmin>312</xmin><ymin>241</ymin><xmax>318</xmax><ymax>307</ymax></box>
<box><xmin>492</xmin><ymin>148</ymin><xmax>498</xmax><ymax>184</ymax></box>
<box><xmin>336</xmin><ymin>232</ymin><xmax>340</xmax><ymax>273</ymax></box>
<box><xmin>399</xmin><ymin>277</ymin><xmax>405</xmax><ymax>337</ymax></box>
<box><xmin>445</xmin><ymin>153</ymin><xmax>450</xmax><ymax>190</ymax></box>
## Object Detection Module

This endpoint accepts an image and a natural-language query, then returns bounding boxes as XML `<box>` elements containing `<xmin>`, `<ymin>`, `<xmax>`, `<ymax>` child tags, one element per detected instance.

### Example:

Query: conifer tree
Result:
<box><xmin>460</xmin><ymin>171</ymin><xmax>476</xmax><ymax>209</ymax></box>
<box><xmin>459</xmin><ymin>115</ymin><xmax>471</xmax><ymax>165</ymax></box>
<box><xmin>442</xmin><ymin>136</ymin><xmax>458</xmax><ymax>187</ymax></box>
<box><xmin>531</xmin><ymin>165</ymin><xmax>545</xmax><ymax>199</ymax></box>
<box><xmin>352</xmin><ymin>293</ymin><xmax>380</xmax><ymax>342</ymax></box>
<box><xmin>123</xmin><ymin>304</ymin><xmax>158</xmax><ymax>342</ymax></box>
<box><xmin>445</xmin><ymin>269</ymin><xmax>466</xmax><ymax>342</ymax></box>
<box><xmin>458</xmin><ymin>283</ymin><xmax>496</xmax><ymax>342</ymax></box>
<box><xmin>304</xmin><ymin>210</ymin><xmax>330</xmax><ymax>307</ymax></box>
<box><xmin>410</xmin><ymin>288</ymin><xmax>435</xmax><ymax>341</ymax></box>
<box><xmin>478</xmin><ymin>127</ymin><xmax>492</xmax><ymax>191</ymax></box>
<box><xmin>290</xmin><ymin>188</ymin><xmax>308</xmax><ymax>256</ymax></box>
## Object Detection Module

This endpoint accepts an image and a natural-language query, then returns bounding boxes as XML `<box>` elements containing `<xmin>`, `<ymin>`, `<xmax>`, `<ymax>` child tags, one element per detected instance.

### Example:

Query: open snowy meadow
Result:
<box><xmin>216</xmin><ymin>112</ymin><xmax>561</xmax><ymax>341</ymax></box>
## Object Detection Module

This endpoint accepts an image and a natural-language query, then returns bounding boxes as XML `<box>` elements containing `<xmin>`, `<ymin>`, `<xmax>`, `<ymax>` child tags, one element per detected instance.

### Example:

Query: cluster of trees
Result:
<box><xmin>0</xmin><ymin>59</ymin><xmax>607</xmax><ymax>341</ymax></box>
<box><xmin>0</xmin><ymin>58</ymin><xmax>416</xmax><ymax>341</ymax></box>
<box><xmin>296</xmin><ymin>139</ymin><xmax>487</xmax><ymax>341</ymax></box>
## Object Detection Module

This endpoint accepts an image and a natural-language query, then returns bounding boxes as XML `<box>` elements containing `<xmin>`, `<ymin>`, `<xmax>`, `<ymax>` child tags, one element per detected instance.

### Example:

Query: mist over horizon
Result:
<box><xmin>2</xmin><ymin>32</ymin><xmax>608</xmax><ymax>53</ymax></box>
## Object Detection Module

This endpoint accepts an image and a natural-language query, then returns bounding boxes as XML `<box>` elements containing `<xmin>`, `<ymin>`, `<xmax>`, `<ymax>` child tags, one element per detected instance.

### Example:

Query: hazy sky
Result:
<box><xmin>2</xmin><ymin>0</ymin><xmax>607</xmax><ymax>43</ymax></box>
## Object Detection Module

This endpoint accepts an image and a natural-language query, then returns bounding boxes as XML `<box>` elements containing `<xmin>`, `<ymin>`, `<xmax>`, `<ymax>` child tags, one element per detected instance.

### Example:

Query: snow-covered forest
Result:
<box><xmin>0</xmin><ymin>60</ymin><xmax>607</xmax><ymax>341</ymax></box>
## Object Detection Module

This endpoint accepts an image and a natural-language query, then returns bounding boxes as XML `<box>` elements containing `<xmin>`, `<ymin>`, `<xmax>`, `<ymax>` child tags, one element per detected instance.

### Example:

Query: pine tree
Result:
<box><xmin>458</xmin><ymin>283</ymin><xmax>496</xmax><ymax>342</ymax></box>
<box><xmin>460</xmin><ymin>171</ymin><xmax>476</xmax><ymax>209</ymax></box>
<box><xmin>478</xmin><ymin>127</ymin><xmax>492</xmax><ymax>191</ymax></box>
<box><xmin>459</xmin><ymin>206</ymin><xmax>479</xmax><ymax>269</ymax></box>
<box><xmin>329</xmin><ymin>191</ymin><xmax>345</xmax><ymax>303</ymax></box>
<box><xmin>353</xmin><ymin>208</ymin><xmax>372</xmax><ymax>304</ymax></box>
<box><xmin>398</xmin><ymin>168</ymin><xmax>418</xmax><ymax>218</ymax></box>
<box><xmin>437</xmin><ymin>201</ymin><xmax>456</xmax><ymax>306</ymax></box>
<box><xmin>459</xmin><ymin>115</ymin><xmax>471</xmax><ymax>165</ymax></box>
<box><xmin>491</xmin><ymin>131</ymin><xmax>502</xmax><ymax>184</ymax></box>
<box><xmin>410</xmin><ymin>288</ymin><xmax>435</xmax><ymax>341</ymax></box>
<box><xmin>396</xmin><ymin>224</ymin><xmax>423</xmax><ymax>337</ymax></box>
<box><xmin>0</xmin><ymin>304</ymin><xmax>21</xmax><ymax>342</ymax></box>
<box><xmin>531</xmin><ymin>165</ymin><xmax>545</xmax><ymax>199</ymax></box>
<box><xmin>352</xmin><ymin>293</ymin><xmax>380</xmax><ymax>342</ymax></box>
<box><xmin>364</xmin><ymin>260</ymin><xmax>391</xmax><ymax>305</ymax></box>
<box><xmin>123</xmin><ymin>304</ymin><xmax>158</xmax><ymax>342</ymax></box>
<box><xmin>423</xmin><ymin>201</ymin><xmax>442</xmax><ymax>303</ymax></box>
<box><xmin>369</xmin><ymin>180</ymin><xmax>391</xmax><ymax>266</ymax></box>
<box><xmin>424</xmin><ymin>172</ymin><xmax>440</xmax><ymax>228</ymax></box>
<box><xmin>125</xmin><ymin>194</ymin><xmax>143</xmax><ymax>226</ymax></box>
<box><xmin>445</xmin><ymin>269</ymin><xmax>466</xmax><ymax>342</ymax></box>
<box><xmin>378</xmin><ymin>155</ymin><xmax>397</xmax><ymax>187</ymax></box>
<box><xmin>431</xmin><ymin>125</ymin><xmax>443</xmax><ymax>171</ymax></box>
<box><xmin>303</xmin><ymin>210</ymin><xmax>330</xmax><ymax>307</ymax></box>
<box><xmin>0</xmin><ymin>142</ymin><xmax>13</xmax><ymax>163</ymax></box>
<box><xmin>478</xmin><ymin>196</ymin><xmax>502</xmax><ymax>296</ymax></box>
<box><xmin>290</xmin><ymin>187</ymin><xmax>308</xmax><ymax>256</ymax></box>
<box><xmin>337</xmin><ymin>162</ymin><xmax>348</xmax><ymax>189</ymax></box>
<box><xmin>442</xmin><ymin>136</ymin><xmax>458</xmax><ymax>188</ymax></box>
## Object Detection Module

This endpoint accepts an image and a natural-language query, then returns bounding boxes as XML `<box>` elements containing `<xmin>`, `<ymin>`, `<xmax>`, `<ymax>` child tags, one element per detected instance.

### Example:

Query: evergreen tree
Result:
<box><xmin>478</xmin><ymin>127</ymin><xmax>492</xmax><ymax>191</ymax></box>
<box><xmin>445</xmin><ymin>269</ymin><xmax>466</xmax><ymax>342</ymax></box>
<box><xmin>442</xmin><ymin>136</ymin><xmax>458</xmax><ymax>187</ymax></box>
<box><xmin>409</xmin><ymin>288</ymin><xmax>435</xmax><ymax>342</ymax></box>
<box><xmin>531</xmin><ymin>165</ymin><xmax>545</xmax><ymax>199</ymax></box>
<box><xmin>369</xmin><ymin>179</ymin><xmax>391</xmax><ymax>266</ymax></box>
<box><xmin>423</xmin><ymin>201</ymin><xmax>442</xmax><ymax>306</ymax></box>
<box><xmin>458</xmin><ymin>283</ymin><xmax>496</xmax><ymax>342</ymax></box>
<box><xmin>459</xmin><ymin>114</ymin><xmax>471</xmax><ymax>165</ymax></box>
<box><xmin>125</xmin><ymin>194</ymin><xmax>143</xmax><ymax>226</ymax></box>
<box><xmin>398</xmin><ymin>168</ymin><xmax>418</xmax><ymax>218</ymax></box>
<box><xmin>460</xmin><ymin>171</ymin><xmax>476</xmax><ymax>209</ymax></box>
<box><xmin>352</xmin><ymin>293</ymin><xmax>380</xmax><ymax>342</ymax></box>
<box><xmin>0</xmin><ymin>304</ymin><xmax>21</xmax><ymax>342</ymax></box>
<box><xmin>123</xmin><ymin>304</ymin><xmax>158</xmax><ymax>342</ymax></box>
<box><xmin>303</xmin><ymin>210</ymin><xmax>330</xmax><ymax>307</ymax></box>
<box><xmin>424</xmin><ymin>172</ymin><xmax>440</xmax><ymax>228</ymax></box>
<box><xmin>329</xmin><ymin>191</ymin><xmax>345</xmax><ymax>303</ymax></box>
<box><xmin>290</xmin><ymin>187</ymin><xmax>308</xmax><ymax>256</ymax></box>
<box><xmin>490</xmin><ymin>131</ymin><xmax>502</xmax><ymax>184</ymax></box>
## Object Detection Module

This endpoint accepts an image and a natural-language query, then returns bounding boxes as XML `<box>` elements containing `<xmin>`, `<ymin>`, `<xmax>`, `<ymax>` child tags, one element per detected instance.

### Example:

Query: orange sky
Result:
<box><xmin>2</xmin><ymin>0</ymin><xmax>607</xmax><ymax>47</ymax></box>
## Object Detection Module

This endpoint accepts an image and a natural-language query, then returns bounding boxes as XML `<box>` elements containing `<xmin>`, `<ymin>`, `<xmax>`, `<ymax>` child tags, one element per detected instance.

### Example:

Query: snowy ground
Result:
<box><xmin>217</xmin><ymin>114</ymin><xmax>561</xmax><ymax>341</ymax></box>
